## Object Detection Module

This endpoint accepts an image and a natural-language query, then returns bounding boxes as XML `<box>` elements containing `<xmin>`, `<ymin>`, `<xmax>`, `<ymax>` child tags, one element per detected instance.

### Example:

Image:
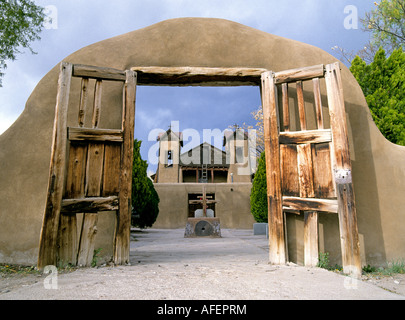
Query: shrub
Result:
<box><xmin>131</xmin><ymin>139</ymin><xmax>160</xmax><ymax>229</ymax></box>
<box><xmin>250</xmin><ymin>152</ymin><xmax>268</xmax><ymax>223</ymax></box>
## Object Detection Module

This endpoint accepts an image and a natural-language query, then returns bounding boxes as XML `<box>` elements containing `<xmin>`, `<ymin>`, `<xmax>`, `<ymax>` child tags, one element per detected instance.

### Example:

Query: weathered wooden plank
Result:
<box><xmin>131</xmin><ymin>66</ymin><xmax>267</xmax><ymax>86</ymax></box>
<box><xmin>79</xmin><ymin>93</ymin><xmax>105</xmax><ymax>269</ymax></box>
<box><xmin>77</xmin><ymin>213</ymin><xmax>98</xmax><ymax>267</ymax></box>
<box><xmin>68</xmin><ymin>127</ymin><xmax>123</xmax><ymax>142</ymax></box>
<box><xmin>282</xmin><ymin>196</ymin><xmax>338</xmax><ymax>213</ymax></box>
<box><xmin>304</xmin><ymin>211</ymin><xmax>319</xmax><ymax>267</ymax></box>
<box><xmin>297</xmin><ymin>144</ymin><xmax>315</xmax><ymax>198</ymax></box>
<box><xmin>274</xmin><ymin>64</ymin><xmax>325</xmax><ymax>84</ymax></box>
<box><xmin>78</xmin><ymin>78</ymin><xmax>89</xmax><ymax>127</ymax></box>
<box><xmin>261</xmin><ymin>71</ymin><xmax>286</xmax><ymax>265</ymax></box>
<box><xmin>281</xmin><ymin>83</ymin><xmax>290</xmax><ymax>132</ymax></box>
<box><xmin>58</xmin><ymin>215</ymin><xmax>78</xmax><ymax>267</ymax></box>
<box><xmin>61</xmin><ymin>196</ymin><xmax>119</xmax><ymax>214</ymax></box>
<box><xmin>188</xmin><ymin>200</ymin><xmax>217</xmax><ymax>205</ymax></box>
<box><xmin>73</xmin><ymin>64</ymin><xmax>126</xmax><ymax>81</ymax></box>
<box><xmin>279</xmin><ymin>129</ymin><xmax>332</xmax><ymax>145</ymax></box>
<box><xmin>65</xmin><ymin>144</ymin><xmax>87</xmax><ymax>199</ymax></box>
<box><xmin>325</xmin><ymin>62</ymin><xmax>361</xmax><ymax>278</ymax></box>
<box><xmin>114</xmin><ymin>70</ymin><xmax>137</xmax><ymax>265</ymax></box>
<box><xmin>325</xmin><ymin>63</ymin><xmax>351</xmax><ymax>170</ymax></box>
<box><xmin>92</xmin><ymin>80</ymin><xmax>102</xmax><ymax>128</ymax></box>
<box><xmin>85</xmin><ymin>143</ymin><xmax>105</xmax><ymax>197</ymax></box>
<box><xmin>59</xmin><ymin>143</ymin><xmax>87</xmax><ymax>266</ymax></box>
<box><xmin>296</xmin><ymin>81</ymin><xmax>306</xmax><ymax>131</ymax></box>
<box><xmin>312</xmin><ymin>143</ymin><xmax>335</xmax><ymax>198</ymax></box>
<box><xmin>102</xmin><ymin>144</ymin><xmax>122</xmax><ymax>196</ymax></box>
<box><xmin>38</xmin><ymin>62</ymin><xmax>73</xmax><ymax>270</ymax></box>
<box><xmin>335</xmin><ymin>180</ymin><xmax>361</xmax><ymax>278</ymax></box>
<box><xmin>280</xmin><ymin>144</ymin><xmax>299</xmax><ymax>197</ymax></box>
<box><xmin>313</xmin><ymin>78</ymin><xmax>324</xmax><ymax>129</ymax></box>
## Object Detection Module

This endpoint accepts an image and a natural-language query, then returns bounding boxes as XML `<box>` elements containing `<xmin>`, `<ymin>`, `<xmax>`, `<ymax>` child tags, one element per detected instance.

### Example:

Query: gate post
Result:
<box><xmin>37</xmin><ymin>62</ymin><xmax>73</xmax><ymax>270</ymax></box>
<box><xmin>261</xmin><ymin>71</ymin><xmax>286</xmax><ymax>265</ymax></box>
<box><xmin>325</xmin><ymin>63</ymin><xmax>362</xmax><ymax>278</ymax></box>
<box><xmin>113</xmin><ymin>70</ymin><xmax>137</xmax><ymax>265</ymax></box>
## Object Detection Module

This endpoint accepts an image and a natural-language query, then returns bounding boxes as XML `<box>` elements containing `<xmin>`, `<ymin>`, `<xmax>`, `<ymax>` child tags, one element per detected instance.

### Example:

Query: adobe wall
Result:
<box><xmin>153</xmin><ymin>183</ymin><xmax>254</xmax><ymax>229</ymax></box>
<box><xmin>0</xmin><ymin>18</ymin><xmax>404</xmax><ymax>267</ymax></box>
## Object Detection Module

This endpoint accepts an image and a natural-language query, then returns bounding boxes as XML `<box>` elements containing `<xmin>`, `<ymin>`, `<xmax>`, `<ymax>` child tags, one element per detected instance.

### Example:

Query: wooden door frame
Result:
<box><xmin>39</xmin><ymin>63</ymin><xmax>361</xmax><ymax>278</ymax></box>
<box><xmin>132</xmin><ymin>64</ymin><xmax>360</xmax><ymax>277</ymax></box>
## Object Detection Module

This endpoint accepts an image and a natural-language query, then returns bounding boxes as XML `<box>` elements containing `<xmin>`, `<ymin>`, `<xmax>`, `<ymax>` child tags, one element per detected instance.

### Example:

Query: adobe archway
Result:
<box><xmin>0</xmin><ymin>18</ymin><xmax>404</xmax><ymax>271</ymax></box>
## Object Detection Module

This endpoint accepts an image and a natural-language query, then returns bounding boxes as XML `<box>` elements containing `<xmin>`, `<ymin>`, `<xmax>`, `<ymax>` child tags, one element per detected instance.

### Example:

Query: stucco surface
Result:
<box><xmin>0</xmin><ymin>18</ymin><xmax>404</xmax><ymax>266</ymax></box>
<box><xmin>153</xmin><ymin>183</ymin><xmax>255</xmax><ymax>229</ymax></box>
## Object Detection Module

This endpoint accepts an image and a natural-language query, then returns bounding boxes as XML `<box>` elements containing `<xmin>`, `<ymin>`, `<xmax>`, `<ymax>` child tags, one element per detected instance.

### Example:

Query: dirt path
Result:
<box><xmin>1</xmin><ymin>229</ymin><xmax>404</xmax><ymax>300</ymax></box>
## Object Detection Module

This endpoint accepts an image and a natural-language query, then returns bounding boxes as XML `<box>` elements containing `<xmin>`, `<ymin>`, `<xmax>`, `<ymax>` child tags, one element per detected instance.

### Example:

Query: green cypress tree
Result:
<box><xmin>350</xmin><ymin>47</ymin><xmax>405</xmax><ymax>146</ymax></box>
<box><xmin>250</xmin><ymin>152</ymin><xmax>268</xmax><ymax>223</ymax></box>
<box><xmin>131</xmin><ymin>139</ymin><xmax>160</xmax><ymax>229</ymax></box>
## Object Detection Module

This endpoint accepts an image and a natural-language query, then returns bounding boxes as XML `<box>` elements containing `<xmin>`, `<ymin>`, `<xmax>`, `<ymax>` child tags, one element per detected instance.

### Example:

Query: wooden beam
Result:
<box><xmin>262</xmin><ymin>71</ymin><xmax>286</xmax><ymax>265</ymax></box>
<box><xmin>274</xmin><ymin>64</ymin><xmax>325</xmax><ymax>84</ymax></box>
<box><xmin>92</xmin><ymin>80</ymin><xmax>103</xmax><ymax>128</ymax></box>
<box><xmin>282</xmin><ymin>196</ymin><xmax>338</xmax><ymax>213</ymax></box>
<box><xmin>78</xmin><ymin>78</ymin><xmax>88</xmax><ymax>127</ymax></box>
<box><xmin>61</xmin><ymin>196</ymin><xmax>119</xmax><ymax>214</ymax></box>
<box><xmin>131</xmin><ymin>66</ymin><xmax>267</xmax><ymax>86</ymax></box>
<box><xmin>37</xmin><ymin>62</ymin><xmax>73</xmax><ymax>270</ymax></box>
<box><xmin>279</xmin><ymin>129</ymin><xmax>332</xmax><ymax>145</ymax></box>
<box><xmin>296</xmin><ymin>81</ymin><xmax>306</xmax><ymax>131</ymax></box>
<box><xmin>73</xmin><ymin>64</ymin><xmax>126</xmax><ymax>81</ymax></box>
<box><xmin>281</xmin><ymin>83</ymin><xmax>290</xmax><ymax>131</ymax></box>
<box><xmin>189</xmin><ymin>200</ymin><xmax>217</xmax><ymax>205</ymax></box>
<box><xmin>325</xmin><ymin>62</ymin><xmax>361</xmax><ymax>278</ymax></box>
<box><xmin>113</xmin><ymin>69</ymin><xmax>137</xmax><ymax>265</ymax></box>
<box><xmin>68</xmin><ymin>127</ymin><xmax>123</xmax><ymax>142</ymax></box>
<box><xmin>313</xmin><ymin>78</ymin><xmax>324</xmax><ymax>129</ymax></box>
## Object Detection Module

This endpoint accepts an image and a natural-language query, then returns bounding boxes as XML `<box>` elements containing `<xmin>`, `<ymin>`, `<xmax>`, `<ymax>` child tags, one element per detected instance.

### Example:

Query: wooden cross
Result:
<box><xmin>188</xmin><ymin>185</ymin><xmax>217</xmax><ymax>217</ymax></box>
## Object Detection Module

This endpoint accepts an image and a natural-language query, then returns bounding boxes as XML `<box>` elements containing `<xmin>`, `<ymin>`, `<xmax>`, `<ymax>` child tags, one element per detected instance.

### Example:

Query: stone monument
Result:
<box><xmin>184</xmin><ymin>185</ymin><xmax>221</xmax><ymax>237</ymax></box>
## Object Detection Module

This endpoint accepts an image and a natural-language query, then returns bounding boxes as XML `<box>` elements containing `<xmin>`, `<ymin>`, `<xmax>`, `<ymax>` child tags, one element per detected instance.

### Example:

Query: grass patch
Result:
<box><xmin>363</xmin><ymin>258</ymin><xmax>405</xmax><ymax>276</ymax></box>
<box><xmin>0</xmin><ymin>264</ymin><xmax>40</xmax><ymax>276</ymax></box>
<box><xmin>318</xmin><ymin>252</ymin><xmax>405</xmax><ymax>277</ymax></box>
<box><xmin>316</xmin><ymin>252</ymin><xmax>343</xmax><ymax>272</ymax></box>
<box><xmin>0</xmin><ymin>263</ymin><xmax>78</xmax><ymax>277</ymax></box>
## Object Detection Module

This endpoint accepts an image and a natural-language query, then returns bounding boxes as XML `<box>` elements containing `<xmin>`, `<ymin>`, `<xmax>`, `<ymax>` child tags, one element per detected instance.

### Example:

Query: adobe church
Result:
<box><xmin>152</xmin><ymin>127</ymin><xmax>256</xmax><ymax>229</ymax></box>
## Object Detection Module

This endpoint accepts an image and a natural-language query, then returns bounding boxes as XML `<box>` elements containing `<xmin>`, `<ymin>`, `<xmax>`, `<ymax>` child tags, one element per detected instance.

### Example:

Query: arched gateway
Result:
<box><xmin>0</xmin><ymin>19</ymin><xmax>404</xmax><ymax>278</ymax></box>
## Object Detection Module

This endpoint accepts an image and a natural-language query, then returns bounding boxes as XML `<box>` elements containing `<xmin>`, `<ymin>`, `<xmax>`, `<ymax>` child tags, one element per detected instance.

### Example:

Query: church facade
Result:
<box><xmin>151</xmin><ymin>128</ymin><xmax>256</xmax><ymax>229</ymax></box>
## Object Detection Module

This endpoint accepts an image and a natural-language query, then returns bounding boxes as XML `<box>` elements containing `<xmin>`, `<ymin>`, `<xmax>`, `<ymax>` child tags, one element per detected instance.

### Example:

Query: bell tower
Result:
<box><xmin>156</xmin><ymin>128</ymin><xmax>183</xmax><ymax>183</ymax></box>
<box><xmin>223</xmin><ymin>128</ymin><xmax>252</xmax><ymax>183</ymax></box>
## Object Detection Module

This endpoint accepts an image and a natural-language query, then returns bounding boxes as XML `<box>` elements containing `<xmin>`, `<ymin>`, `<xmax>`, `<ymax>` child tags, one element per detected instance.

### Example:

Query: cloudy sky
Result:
<box><xmin>0</xmin><ymin>0</ymin><xmax>375</xmax><ymax>173</ymax></box>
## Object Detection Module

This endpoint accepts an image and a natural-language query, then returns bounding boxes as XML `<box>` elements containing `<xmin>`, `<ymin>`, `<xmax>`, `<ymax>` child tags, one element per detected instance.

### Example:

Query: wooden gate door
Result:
<box><xmin>261</xmin><ymin>62</ymin><xmax>362</xmax><ymax>278</ymax></box>
<box><xmin>38</xmin><ymin>62</ymin><xmax>136</xmax><ymax>269</ymax></box>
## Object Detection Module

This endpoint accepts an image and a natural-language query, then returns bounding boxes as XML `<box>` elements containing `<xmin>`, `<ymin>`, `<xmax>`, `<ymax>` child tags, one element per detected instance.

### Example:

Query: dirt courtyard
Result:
<box><xmin>0</xmin><ymin>228</ymin><xmax>404</xmax><ymax>300</ymax></box>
